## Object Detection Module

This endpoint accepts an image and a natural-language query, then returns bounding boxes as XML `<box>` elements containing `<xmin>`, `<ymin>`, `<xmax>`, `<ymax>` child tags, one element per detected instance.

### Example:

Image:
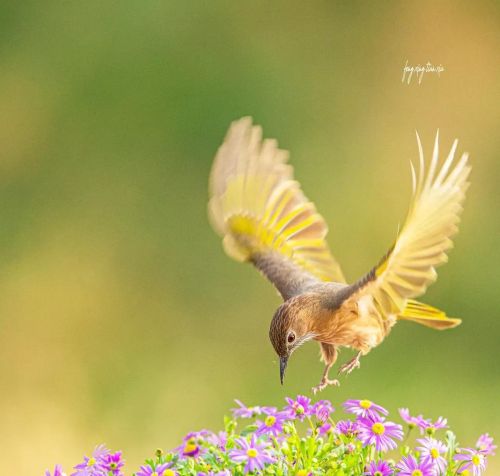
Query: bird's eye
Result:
<box><xmin>287</xmin><ymin>332</ymin><xmax>296</xmax><ymax>344</ymax></box>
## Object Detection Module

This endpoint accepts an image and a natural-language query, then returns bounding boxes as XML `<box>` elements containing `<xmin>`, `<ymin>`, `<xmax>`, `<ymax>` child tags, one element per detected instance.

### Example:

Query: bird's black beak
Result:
<box><xmin>279</xmin><ymin>356</ymin><xmax>288</xmax><ymax>385</ymax></box>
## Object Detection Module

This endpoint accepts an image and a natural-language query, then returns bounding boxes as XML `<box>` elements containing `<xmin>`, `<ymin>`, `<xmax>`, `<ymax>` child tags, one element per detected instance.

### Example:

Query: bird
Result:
<box><xmin>208</xmin><ymin>117</ymin><xmax>470</xmax><ymax>393</ymax></box>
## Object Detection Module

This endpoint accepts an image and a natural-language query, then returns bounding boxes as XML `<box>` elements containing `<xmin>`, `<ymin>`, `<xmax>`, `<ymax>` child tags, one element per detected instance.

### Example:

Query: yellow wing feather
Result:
<box><xmin>359</xmin><ymin>131</ymin><xmax>470</xmax><ymax>321</ymax></box>
<box><xmin>208</xmin><ymin>117</ymin><xmax>345</xmax><ymax>287</ymax></box>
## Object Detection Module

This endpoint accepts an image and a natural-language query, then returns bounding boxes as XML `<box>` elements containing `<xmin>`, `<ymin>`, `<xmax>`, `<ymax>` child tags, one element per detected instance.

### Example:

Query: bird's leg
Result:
<box><xmin>312</xmin><ymin>363</ymin><xmax>340</xmax><ymax>394</ymax></box>
<box><xmin>338</xmin><ymin>351</ymin><xmax>362</xmax><ymax>375</ymax></box>
<box><xmin>312</xmin><ymin>343</ymin><xmax>340</xmax><ymax>394</ymax></box>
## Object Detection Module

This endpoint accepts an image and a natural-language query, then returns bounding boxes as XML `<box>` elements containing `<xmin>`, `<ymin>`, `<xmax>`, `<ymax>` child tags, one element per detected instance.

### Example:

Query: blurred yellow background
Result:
<box><xmin>0</xmin><ymin>1</ymin><xmax>498</xmax><ymax>473</ymax></box>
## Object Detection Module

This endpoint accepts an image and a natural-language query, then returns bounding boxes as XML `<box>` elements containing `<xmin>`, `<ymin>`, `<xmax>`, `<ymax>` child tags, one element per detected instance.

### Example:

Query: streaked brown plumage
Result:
<box><xmin>208</xmin><ymin>117</ymin><xmax>470</xmax><ymax>392</ymax></box>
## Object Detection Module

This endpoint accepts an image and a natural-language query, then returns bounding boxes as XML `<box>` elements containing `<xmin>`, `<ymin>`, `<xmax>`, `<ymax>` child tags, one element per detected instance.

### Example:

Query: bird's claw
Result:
<box><xmin>312</xmin><ymin>378</ymin><xmax>340</xmax><ymax>394</ymax></box>
<box><xmin>338</xmin><ymin>356</ymin><xmax>361</xmax><ymax>375</ymax></box>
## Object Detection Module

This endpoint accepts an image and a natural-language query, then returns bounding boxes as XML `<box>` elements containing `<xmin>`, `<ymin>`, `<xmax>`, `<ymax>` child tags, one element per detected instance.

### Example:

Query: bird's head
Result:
<box><xmin>269</xmin><ymin>295</ymin><xmax>318</xmax><ymax>385</ymax></box>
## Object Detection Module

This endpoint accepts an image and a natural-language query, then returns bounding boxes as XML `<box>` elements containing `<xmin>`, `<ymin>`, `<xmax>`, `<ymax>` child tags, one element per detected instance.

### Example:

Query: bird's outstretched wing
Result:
<box><xmin>351</xmin><ymin>132</ymin><xmax>470</xmax><ymax>323</ymax></box>
<box><xmin>208</xmin><ymin>117</ymin><xmax>345</xmax><ymax>300</ymax></box>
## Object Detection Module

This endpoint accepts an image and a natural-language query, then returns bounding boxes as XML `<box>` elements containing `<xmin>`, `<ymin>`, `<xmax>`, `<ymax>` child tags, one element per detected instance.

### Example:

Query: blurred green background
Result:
<box><xmin>0</xmin><ymin>1</ymin><xmax>498</xmax><ymax>473</ymax></box>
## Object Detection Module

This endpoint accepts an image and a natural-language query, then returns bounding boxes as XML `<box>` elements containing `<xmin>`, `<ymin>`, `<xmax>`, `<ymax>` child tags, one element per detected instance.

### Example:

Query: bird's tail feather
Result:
<box><xmin>397</xmin><ymin>299</ymin><xmax>461</xmax><ymax>330</ymax></box>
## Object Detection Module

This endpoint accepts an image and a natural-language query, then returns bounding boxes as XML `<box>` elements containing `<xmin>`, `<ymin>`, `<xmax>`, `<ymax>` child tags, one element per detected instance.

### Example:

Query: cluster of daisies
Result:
<box><xmin>46</xmin><ymin>396</ymin><xmax>495</xmax><ymax>475</ymax></box>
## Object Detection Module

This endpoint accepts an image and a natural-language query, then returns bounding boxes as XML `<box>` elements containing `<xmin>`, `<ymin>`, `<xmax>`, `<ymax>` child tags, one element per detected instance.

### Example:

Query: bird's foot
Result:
<box><xmin>312</xmin><ymin>377</ymin><xmax>340</xmax><ymax>394</ymax></box>
<box><xmin>338</xmin><ymin>354</ymin><xmax>361</xmax><ymax>375</ymax></box>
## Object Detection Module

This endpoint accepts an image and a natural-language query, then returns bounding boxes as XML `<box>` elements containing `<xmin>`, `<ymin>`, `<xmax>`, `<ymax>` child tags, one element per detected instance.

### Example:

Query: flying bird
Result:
<box><xmin>208</xmin><ymin>117</ymin><xmax>470</xmax><ymax>393</ymax></box>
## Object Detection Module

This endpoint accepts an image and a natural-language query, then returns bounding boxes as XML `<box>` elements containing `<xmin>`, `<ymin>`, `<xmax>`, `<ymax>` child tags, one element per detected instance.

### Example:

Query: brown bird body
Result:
<box><xmin>208</xmin><ymin>117</ymin><xmax>470</xmax><ymax>392</ymax></box>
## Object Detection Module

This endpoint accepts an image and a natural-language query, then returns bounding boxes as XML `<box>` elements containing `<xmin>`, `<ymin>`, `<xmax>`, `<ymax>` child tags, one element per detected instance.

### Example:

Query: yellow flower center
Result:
<box><xmin>472</xmin><ymin>454</ymin><xmax>482</xmax><ymax>466</ymax></box>
<box><xmin>88</xmin><ymin>457</ymin><xmax>96</xmax><ymax>466</ymax></box>
<box><xmin>164</xmin><ymin>471</ymin><xmax>175</xmax><ymax>476</ymax></box>
<box><xmin>431</xmin><ymin>448</ymin><xmax>439</xmax><ymax>459</ymax></box>
<box><xmin>247</xmin><ymin>448</ymin><xmax>258</xmax><ymax>458</ymax></box>
<box><xmin>374</xmin><ymin>472</ymin><xmax>383</xmax><ymax>476</ymax></box>
<box><xmin>360</xmin><ymin>399</ymin><xmax>372</xmax><ymax>409</ymax></box>
<box><xmin>296</xmin><ymin>471</ymin><xmax>309</xmax><ymax>476</ymax></box>
<box><xmin>183</xmin><ymin>442</ymin><xmax>197</xmax><ymax>453</ymax></box>
<box><xmin>151</xmin><ymin>472</ymin><xmax>158</xmax><ymax>476</ymax></box>
<box><xmin>371</xmin><ymin>422</ymin><xmax>385</xmax><ymax>435</ymax></box>
<box><xmin>411</xmin><ymin>471</ymin><xmax>423</xmax><ymax>476</ymax></box>
<box><xmin>265</xmin><ymin>415</ymin><xmax>276</xmax><ymax>427</ymax></box>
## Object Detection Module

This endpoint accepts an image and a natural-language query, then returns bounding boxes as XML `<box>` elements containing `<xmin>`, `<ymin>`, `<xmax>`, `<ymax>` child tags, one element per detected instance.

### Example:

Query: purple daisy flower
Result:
<box><xmin>344</xmin><ymin>399</ymin><xmax>388</xmax><ymax>419</ymax></box>
<box><xmin>232</xmin><ymin>400</ymin><xmax>270</xmax><ymax>419</ymax></box>
<box><xmin>184</xmin><ymin>430</ymin><xmax>212</xmax><ymax>439</ymax></box>
<box><xmin>418</xmin><ymin>416</ymin><xmax>448</xmax><ymax>435</ymax></box>
<box><xmin>397</xmin><ymin>454</ymin><xmax>434</xmax><ymax>476</ymax></box>
<box><xmin>364</xmin><ymin>460</ymin><xmax>392</xmax><ymax>476</ymax></box>
<box><xmin>206</xmin><ymin>430</ymin><xmax>228</xmax><ymax>451</ymax></box>
<box><xmin>335</xmin><ymin>419</ymin><xmax>359</xmax><ymax>436</ymax></box>
<box><xmin>177</xmin><ymin>436</ymin><xmax>202</xmax><ymax>459</ymax></box>
<box><xmin>46</xmin><ymin>465</ymin><xmax>67</xmax><ymax>476</ymax></box>
<box><xmin>71</xmin><ymin>464</ymin><xmax>101</xmax><ymax>476</ymax></box>
<box><xmin>229</xmin><ymin>435</ymin><xmax>275</xmax><ymax>473</ymax></box>
<box><xmin>313</xmin><ymin>400</ymin><xmax>334</xmax><ymax>422</ymax></box>
<box><xmin>136</xmin><ymin>463</ymin><xmax>176</xmax><ymax>476</ymax></box>
<box><xmin>99</xmin><ymin>451</ymin><xmax>124</xmax><ymax>476</ymax></box>
<box><xmin>72</xmin><ymin>445</ymin><xmax>110</xmax><ymax>476</ymax></box>
<box><xmin>91</xmin><ymin>445</ymin><xmax>109</xmax><ymax>459</ymax></box>
<box><xmin>399</xmin><ymin>408</ymin><xmax>424</xmax><ymax>428</ymax></box>
<box><xmin>357</xmin><ymin>415</ymin><xmax>403</xmax><ymax>452</ymax></box>
<box><xmin>285</xmin><ymin>395</ymin><xmax>313</xmax><ymax>420</ymax></box>
<box><xmin>255</xmin><ymin>410</ymin><xmax>288</xmax><ymax>437</ymax></box>
<box><xmin>317</xmin><ymin>422</ymin><xmax>332</xmax><ymax>436</ymax></box>
<box><xmin>476</xmin><ymin>433</ymin><xmax>496</xmax><ymax>456</ymax></box>
<box><xmin>417</xmin><ymin>437</ymin><xmax>448</xmax><ymax>475</ymax></box>
<box><xmin>175</xmin><ymin>431</ymin><xmax>211</xmax><ymax>459</ymax></box>
<box><xmin>455</xmin><ymin>449</ymin><xmax>487</xmax><ymax>476</ymax></box>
